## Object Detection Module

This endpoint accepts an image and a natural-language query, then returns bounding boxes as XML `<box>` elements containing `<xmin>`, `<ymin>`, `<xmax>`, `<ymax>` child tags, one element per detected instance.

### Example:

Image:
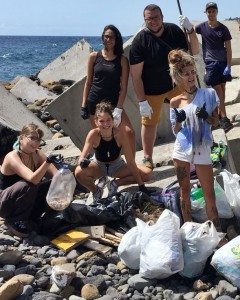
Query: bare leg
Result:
<box><xmin>89</xmin><ymin>115</ymin><xmax>97</xmax><ymax>128</ymax></box>
<box><xmin>75</xmin><ymin>163</ymin><xmax>104</xmax><ymax>193</ymax></box>
<box><xmin>112</xmin><ymin>164</ymin><xmax>153</xmax><ymax>187</ymax></box>
<box><xmin>141</xmin><ymin>124</ymin><xmax>157</xmax><ymax>159</ymax></box>
<box><xmin>212</xmin><ymin>83</ymin><xmax>226</xmax><ymax>117</ymax></box>
<box><xmin>118</xmin><ymin>110</ymin><xmax>136</xmax><ymax>156</ymax></box>
<box><xmin>173</xmin><ymin>159</ymin><xmax>191</xmax><ymax>222</ymax></box>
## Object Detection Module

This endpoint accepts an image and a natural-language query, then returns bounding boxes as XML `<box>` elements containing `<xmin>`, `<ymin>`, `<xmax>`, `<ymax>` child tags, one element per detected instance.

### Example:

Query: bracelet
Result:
<box><xmin>187</xmin><ymin>28</ymin><xmax>194</xmax><ymax>34</ymax></box>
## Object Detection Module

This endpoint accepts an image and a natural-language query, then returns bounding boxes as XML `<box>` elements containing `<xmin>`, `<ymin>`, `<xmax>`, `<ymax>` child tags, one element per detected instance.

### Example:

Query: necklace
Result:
<box><xmin>185</xmin><ymin>87</ymin><xmax>198</xmax><ymax>100</ymax></box>
<box><xmin>19</xmin><ymin>152</ymin><xmax>34</xmax><ymax>170</ymax></box>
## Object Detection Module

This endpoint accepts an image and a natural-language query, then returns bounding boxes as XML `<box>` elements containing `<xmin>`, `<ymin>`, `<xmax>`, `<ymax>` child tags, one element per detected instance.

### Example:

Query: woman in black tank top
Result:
<box><xmin>81</xmin><ymin>25</ymin><xmax>136</xmax><ymax>155</ymax></box>
<box><xmin>0</xmin><ymin>123</ymin><xmax>60</xmax><ymax>238</ymax></box>
<box><xmin>75</xmin><ymin>102</ymin><xmax>153</xmax><ymax>204</ymax></box>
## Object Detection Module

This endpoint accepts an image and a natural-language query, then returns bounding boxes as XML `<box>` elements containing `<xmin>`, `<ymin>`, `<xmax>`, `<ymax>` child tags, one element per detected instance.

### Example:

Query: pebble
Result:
<box><xmin>0</xmin><ymin>212</ymin><xmax>240</xmax><ymax>299</ymax></box>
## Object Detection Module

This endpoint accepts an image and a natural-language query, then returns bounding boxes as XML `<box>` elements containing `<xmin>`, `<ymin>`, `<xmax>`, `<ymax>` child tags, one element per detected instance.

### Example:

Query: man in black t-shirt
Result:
<box><xmin>130</xmin><ymin>4</ymin><xmax>199</xmax><ymax>169</ymax></box>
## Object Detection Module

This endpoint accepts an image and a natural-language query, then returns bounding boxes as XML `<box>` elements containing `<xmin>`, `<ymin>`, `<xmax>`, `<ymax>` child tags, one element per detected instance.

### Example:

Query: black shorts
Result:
<box><xmin>205</xmin><ymin>61</ymin><xmax>232</xmax><ymax>86</ymax></box>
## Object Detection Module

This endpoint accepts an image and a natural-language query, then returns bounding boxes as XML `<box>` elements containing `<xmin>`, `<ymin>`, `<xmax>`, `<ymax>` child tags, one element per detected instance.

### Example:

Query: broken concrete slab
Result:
<box><xmin>10</xmin><ymin>76</ymin><xmax>56</xmax><ymax>103</ymax></box>
<box><xmin>38</xmin><ymin>39</ymin><xmax>92</xmax><ymax>82</ymax></box>
<box><xmin>0</xmin><ymin>83</ymin><xmax>53</xmax><ymax>139</ymax></box>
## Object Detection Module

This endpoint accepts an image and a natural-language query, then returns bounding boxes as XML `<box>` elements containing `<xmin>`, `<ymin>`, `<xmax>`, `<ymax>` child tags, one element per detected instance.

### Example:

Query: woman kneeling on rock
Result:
<box><xmin>75</xmin><ymin>101</ymin><xmax>153</xmax><ymax>203</ymax></box>
<box><xmin>0</xmin><ymin>123</ymin><xmax>60</xmax><ymax>238</ymax></box>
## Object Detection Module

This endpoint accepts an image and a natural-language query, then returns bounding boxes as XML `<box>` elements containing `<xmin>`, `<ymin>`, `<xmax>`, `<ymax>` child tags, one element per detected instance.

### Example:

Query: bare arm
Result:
<box><xmin>225</xmin><ymin>40</ymin><xmax>232</xmax><ymax>66</ymax></box>
<box><xmin>115</xmin><ymin>55</ymin><xmax>129</xmax><ymax>109</ymax></box>
<box><xmin>82</xmin><ymin>52</ymin><xmax>97</xmax><ymax>107</ymax></box>
<box><xmin>119</xmin><ymin>133</ymin><xmax>144</xmax><ymax>185</ymax></box>
<box><xmin>2</xmin><ymin>150</ymin><xmax>57</xmax><ymax>185</ymax></box>
<box><xmin>77</xmin><ymin>129</ymin><xmax>97</xmax><ymax>163</ymax></box>
<box><xmin>206</xmin><ymin>107</ymin><xmax>219</xmax><ymax>127</ymax></box>
<box><xmin>187</xmin><ymin>29</ymin><xmax>199</xmax><ymax>55</ymax></box>
<box><xmin>130</xmin><ymin>62</ymin><xmax>146</xmax><ymax>102</ymax></box>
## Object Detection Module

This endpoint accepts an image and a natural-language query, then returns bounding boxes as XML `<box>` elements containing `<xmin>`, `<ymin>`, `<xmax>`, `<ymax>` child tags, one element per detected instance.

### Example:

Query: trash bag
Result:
<box><xmin>140</xmin><ymin>209</ymin><xmax>184</xmax><ymax>279</ymax></box>
<box><xmin>191</xmin><ymin>177</ymin><xmax>234</xmax><ymax>222</ymax></box>
<box><xmin>211</xmin><ymin>236</ymin><xmax>240</xmax><ymax>288</ymax></box>
<box><xmin>40</xmin><ymin>191</ymin><xmax>147</xmax><ymax>237</ymax></box>
<box><xmin>63</xmin><ymin>191</ymin><xmax>145</xmax><ymax>227</ymax></box>
<box><xmin>0</xmin><ymin>123</ymin><xmax>20</xmax><ymax>157</ymax></box>
<box><xmin>220</xmin><ymin>169</ymin><xmax>240</xmax><ymax>218</ymax></box>
<box><xmin>118</xmin><ymin>218</ymin><xmax>147</xmax><ymax>269</ymax></box>
<box><xmin>180</xmin><ymin>221</ymin><xmax>223</xmax><ymax>278</ymax></box>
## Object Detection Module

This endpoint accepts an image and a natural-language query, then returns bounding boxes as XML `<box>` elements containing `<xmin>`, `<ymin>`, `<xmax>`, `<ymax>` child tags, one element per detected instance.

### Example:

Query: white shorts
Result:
<box><xmin>173</xmin><ymin>141</ymin><xmax>212</xmax><ymax>165</ymax></box>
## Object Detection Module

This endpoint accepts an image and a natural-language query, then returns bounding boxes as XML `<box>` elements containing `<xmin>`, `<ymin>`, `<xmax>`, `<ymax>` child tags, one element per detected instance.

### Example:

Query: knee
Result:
<box><xmin>74</xmin><ymin>166</ymin><xmax>85</xmax><ymax>183</ymax></box>
<box><xmin>126</xmin><ymin>126</ymin><xmax>135</xmax><ymax>139</ymax></box>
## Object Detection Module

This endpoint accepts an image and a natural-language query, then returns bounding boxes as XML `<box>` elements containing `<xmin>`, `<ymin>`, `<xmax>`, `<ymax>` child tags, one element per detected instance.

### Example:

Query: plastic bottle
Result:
<box><xmin>46</xmin><ymin>164</ymin><xmax>77</xmax><ymax>211</ymax></box>
<box><xmin>190</xmin><ymin>184</ymin><xmax>205</xmax><ymax>210</ymax></box>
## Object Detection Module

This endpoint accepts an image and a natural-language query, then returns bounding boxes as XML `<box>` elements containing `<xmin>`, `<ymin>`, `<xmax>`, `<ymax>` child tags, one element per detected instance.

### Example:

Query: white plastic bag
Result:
<box><xmin>139</xmin><ymin>209</ymin><xmax>184</xmax><ymax>279</ymax></box>
<box><xmin>191</xmin><ymin>177</ymin><xmax>234</xmax><ymax>222</ymax></box>
<box><xmin>46</xmin><ymin>164</ymin><xmax>76</xmax><ymax>211</ymax></box>
<box><xmin>180</xmin><ymin>221</ymin><xmax>222</xmax><ymax>278</ymax></box>
<box><xmin>211</xmin><ymin>236</ymin><xmax>240</xmax><ymax>288</ymax></box>
<box><xmin>118</xmin><ymin>218</ymin><xmax>146</xmax><ymax>269</ymax></box>
<box><xmin>220</xmin><ymin>169</ymin><xmax>240</xmax><ymax>217</ymax></box>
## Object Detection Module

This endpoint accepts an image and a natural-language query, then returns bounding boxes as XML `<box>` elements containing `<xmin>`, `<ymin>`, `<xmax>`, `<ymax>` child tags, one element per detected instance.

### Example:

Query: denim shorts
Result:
<box><xmin>205</xmin><ymin>61</ymin><xmax>231</xmax><ymax>86</ymax></box>
<box><xmin>90</xmin><ymin>155</ymin><xmax>126</xmax><ymax>177</ymax></box>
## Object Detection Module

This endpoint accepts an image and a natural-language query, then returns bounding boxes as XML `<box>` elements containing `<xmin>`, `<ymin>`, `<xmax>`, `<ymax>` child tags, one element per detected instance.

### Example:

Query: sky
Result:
<box><xmin>0</xmin><ymin>0</ymin><xmax>239</xmax><ymax>36</ymax></box>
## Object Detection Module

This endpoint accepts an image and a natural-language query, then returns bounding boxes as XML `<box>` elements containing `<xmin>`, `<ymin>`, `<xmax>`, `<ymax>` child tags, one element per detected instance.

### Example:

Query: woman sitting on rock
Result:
<box><xmin>0</xmin><ymin>123</ymin><xmax>60</xmax><ymax>237</ymax></box>
<box><xmin>75</xmin><ymin>101</ymin><xmax>153</xmax><ymax>203</ymax></box>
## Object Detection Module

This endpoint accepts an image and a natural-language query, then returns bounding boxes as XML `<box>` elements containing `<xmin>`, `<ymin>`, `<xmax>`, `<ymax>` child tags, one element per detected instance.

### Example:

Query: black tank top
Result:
<box><xmin>94</xmin><ymin>135</ymin><xmax>121</xmax><ymax>163</ymax></box>
<box><xmin>87</xmin><ymin>51</ymin><xmax>122</xmax><ymax>106</ymax></box>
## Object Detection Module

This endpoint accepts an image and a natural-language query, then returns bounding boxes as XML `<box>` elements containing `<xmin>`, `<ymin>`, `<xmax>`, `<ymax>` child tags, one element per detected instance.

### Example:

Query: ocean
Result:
<box><xmin>0</xmin><ymin>35</ymin><xmax>130</xmax><ymax>82</ymax></box>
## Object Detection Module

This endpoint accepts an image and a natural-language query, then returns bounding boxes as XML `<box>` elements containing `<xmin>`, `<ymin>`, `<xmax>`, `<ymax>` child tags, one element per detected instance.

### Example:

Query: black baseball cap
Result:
<box><xmin>205</xmin><ymin>2</ymin><xmax>218</xmax><ymax>11</ymax></box>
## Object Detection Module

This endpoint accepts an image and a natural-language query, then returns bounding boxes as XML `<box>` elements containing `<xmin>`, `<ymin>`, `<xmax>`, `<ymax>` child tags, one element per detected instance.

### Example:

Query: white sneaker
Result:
<box><xmin>107</xmin><ymin>179</ymin><xmax>118</xmax><ymax>197</ymax></box>
<box><xmin>96</xmin><ymin>176</ymin><xmax>109</xmax><ymax>189</ymax></box>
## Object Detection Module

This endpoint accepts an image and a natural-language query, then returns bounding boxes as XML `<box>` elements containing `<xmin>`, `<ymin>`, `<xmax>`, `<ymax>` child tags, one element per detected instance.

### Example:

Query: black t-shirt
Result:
<box><xmin>129</xmin><ymin>23</ymin><xmax>188</xmax><ymax>95</ymax></box>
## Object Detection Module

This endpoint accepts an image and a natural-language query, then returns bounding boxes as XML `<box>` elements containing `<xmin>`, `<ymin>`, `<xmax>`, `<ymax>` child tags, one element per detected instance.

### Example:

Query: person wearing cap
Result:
<box><xmin>179</xmin><ymin>2</ymin><xmax>233</xmax><ymax>133</ymax></box>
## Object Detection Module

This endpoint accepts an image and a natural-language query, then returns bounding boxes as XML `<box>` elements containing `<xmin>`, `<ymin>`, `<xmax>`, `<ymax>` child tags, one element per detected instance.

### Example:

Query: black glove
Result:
<box><xmin>196</xmin><ymin>103</ymin><xmax>208</xmax><ymax>120</ymax></box>
<box><xmin>46</xmin><ymin>154</ymin><xmax>63</xmax><ymax>164</ymax></box>
<box><xmin>81</xmin><ymin>107</ymin><xmax>89</xmax><ymax>120</ymax></box>
<box><xmin>139</xmin><ymin>184</ymin><xmax>151</xmax><ymax>196</ymax></box>
<box><xmin>174</xmin><ymin>108</ymin><xmax>186</xmax><ymax>123</ymax></box>
<box><xmin>80</xmin><ymin>158</ymin><xmax>90</xmax><ymax>168</ymax></box>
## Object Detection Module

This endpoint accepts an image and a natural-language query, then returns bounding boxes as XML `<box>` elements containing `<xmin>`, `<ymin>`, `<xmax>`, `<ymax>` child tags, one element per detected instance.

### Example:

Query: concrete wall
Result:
<box><xmin>0</xmin><ymin>84</ymin><xmax>53</xmax><ymax>139</ymax></box>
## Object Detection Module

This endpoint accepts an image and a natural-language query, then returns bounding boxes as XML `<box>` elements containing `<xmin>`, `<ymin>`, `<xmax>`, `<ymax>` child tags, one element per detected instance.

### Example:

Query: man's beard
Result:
<box><xmin>147</xmin><ymin>24</ymin><xmax>163</xmax><ymax>35</ymax></box>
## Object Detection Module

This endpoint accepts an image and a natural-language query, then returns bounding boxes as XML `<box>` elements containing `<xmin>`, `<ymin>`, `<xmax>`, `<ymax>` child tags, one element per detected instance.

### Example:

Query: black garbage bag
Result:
<box><xmin>40</xmin><ymin>191</ymin><xmax>148</xmax><ymax>237</ymax></box>
<box><xmin>0</xmin><ymin>123</ymin><xmax>20</xmax><ymax>157</ymax></box>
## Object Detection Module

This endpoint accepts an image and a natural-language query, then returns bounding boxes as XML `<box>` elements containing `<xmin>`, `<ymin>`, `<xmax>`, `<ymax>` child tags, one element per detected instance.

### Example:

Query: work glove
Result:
<box><xmin>139</xmin><ymin>184</ymin><xmax>151</xmax><ymax>196</ymax></box>
<box><xmin>81</xmin><ymin>107</ymin><xmax>89</xmax><ymax>120</ymax></box>
<box><xmin>179</xmin><ymin>15</ymin><xmax>193</xmax><ymax>32</ymax></box>
<box><xmin>174</xmin><ymin>108</ymin><xmax>186</xmax><ymax>123</ymax></box>
<box><xmin>46</xmin><ymin>154</ymin><xmax>63</xmax><ymax>164</ymax></box>
<box><xmin>80</xmin><ymin>158</ymin><xmax>91</xmax><ymax>168</ymax></box>
<box><xmin>223</xmin><ymin>65</ymin><xmax>231</xmax><ymax>76</ymax></box>
<box><xmin>113</xmin><ymin>107</ymin><xmax>123</xmax><ymax>127</ymax></box>
<box><xmin>196</xmin><ymin>103</ymin><xmax>208</xmax><ymax>120</ymax></box>
<box><xmin>139</xmin><ymin>100</ymin><xmax>153</xmax><ymax>119</ymax></box>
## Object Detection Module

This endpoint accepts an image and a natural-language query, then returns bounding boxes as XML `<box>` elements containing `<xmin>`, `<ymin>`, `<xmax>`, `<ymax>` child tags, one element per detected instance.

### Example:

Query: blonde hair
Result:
<box><xmin>168</xmin><ymin>49</ymin><xmax>196</xmax><ymax>85</ymax></box>
<box><xmin>20</xmin><ymin>123</ymin><xmax>44</xmax><ymax>140</ymax></box>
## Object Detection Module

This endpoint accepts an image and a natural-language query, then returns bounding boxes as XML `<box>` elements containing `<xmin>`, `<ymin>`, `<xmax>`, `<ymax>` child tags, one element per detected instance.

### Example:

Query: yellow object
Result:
<box><xmin>51</xmin><ymin>230</ymin><xmax>90</xmax><ymax>252</ymax></box>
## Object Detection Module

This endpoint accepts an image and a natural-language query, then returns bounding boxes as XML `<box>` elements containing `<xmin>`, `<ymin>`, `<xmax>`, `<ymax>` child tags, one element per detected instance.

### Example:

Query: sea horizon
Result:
<box><xmin>0</xmin><ymin>35</ymin><xmax>131</xmax><ymax>82</ymax></box>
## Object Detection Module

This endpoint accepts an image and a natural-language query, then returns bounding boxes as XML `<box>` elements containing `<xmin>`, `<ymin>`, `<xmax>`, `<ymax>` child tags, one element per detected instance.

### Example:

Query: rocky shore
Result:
<box><xmin>1</xmin><ymin>26</ymin><xmax>240</xmax><ymax>299</ymax></box>
<box><xmin>0</xmin><ymin>215</ymin><xmax>240</xmax><ymax>300</ymax></box>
